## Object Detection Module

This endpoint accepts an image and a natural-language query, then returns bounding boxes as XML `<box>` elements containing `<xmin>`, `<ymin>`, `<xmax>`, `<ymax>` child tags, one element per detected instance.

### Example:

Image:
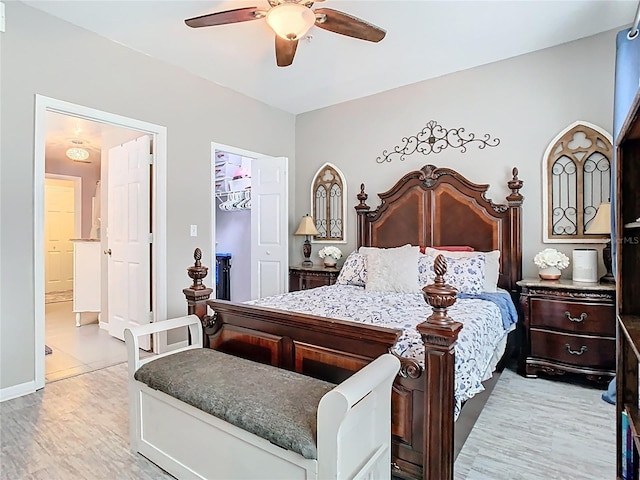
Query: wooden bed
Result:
<box><xmin>183</xmin><ymin>164</ymin><xmax>524</xmax><ymax>480</ymax></box>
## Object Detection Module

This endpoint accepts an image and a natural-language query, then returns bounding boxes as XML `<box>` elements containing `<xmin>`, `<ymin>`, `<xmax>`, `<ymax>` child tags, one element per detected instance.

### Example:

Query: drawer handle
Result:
<box><xmin>565</xmin><ymin>344</ymin><xmax>587</xmax><ymax>355</ymax></box>
<box><xmin>565</xmin><ymin>311</ymin><xmax>587</xmax><ymax>323</ymax></box>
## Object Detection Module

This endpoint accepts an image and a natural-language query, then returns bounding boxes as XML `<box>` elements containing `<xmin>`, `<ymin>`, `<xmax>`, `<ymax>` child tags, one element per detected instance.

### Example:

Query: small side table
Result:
<box><xmin>517</xmin><ymin>278</ymin><xmax>616</xmax><ymax>384</ymax></box>
<box><xmin>289</xmin><ymin>265</ymin><xmax>341</xmax><ymax>292</ymax></box>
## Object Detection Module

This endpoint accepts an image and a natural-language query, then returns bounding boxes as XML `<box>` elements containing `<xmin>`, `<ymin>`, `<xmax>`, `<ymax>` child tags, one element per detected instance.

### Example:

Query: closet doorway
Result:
<box><xmin>211</xmin><ymin>142</ymin><xmax>289</xmax><ymax>302</ymax></box>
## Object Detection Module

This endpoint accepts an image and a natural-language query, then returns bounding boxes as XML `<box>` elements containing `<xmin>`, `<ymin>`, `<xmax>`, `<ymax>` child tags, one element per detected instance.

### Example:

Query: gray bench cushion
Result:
<box><xmin>134</xmin><ymin>348</ymin><xmax>336</xmax><ymax>459</ymax></box>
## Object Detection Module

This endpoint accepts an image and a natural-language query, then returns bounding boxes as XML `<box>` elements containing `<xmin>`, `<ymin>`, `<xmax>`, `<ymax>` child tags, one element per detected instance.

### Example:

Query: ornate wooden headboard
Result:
<box><xmin>355</xmin><ymin>164</ymin><xmax>524</xmax><ymax>295</ymax></box>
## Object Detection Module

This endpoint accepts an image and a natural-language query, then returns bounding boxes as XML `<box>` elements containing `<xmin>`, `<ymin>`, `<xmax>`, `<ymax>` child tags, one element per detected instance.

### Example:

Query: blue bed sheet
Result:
<box><xmin>457</xmin><ymin>290</ymin><xmax>518</xmax><ymax>330</ymax></box>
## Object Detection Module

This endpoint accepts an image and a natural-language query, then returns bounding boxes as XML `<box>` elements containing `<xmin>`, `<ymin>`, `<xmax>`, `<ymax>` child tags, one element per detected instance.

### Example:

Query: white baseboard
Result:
<box><xmin>99</xmin><ymin>320</ymin><xmax>108</xmax><ymax>330</ymax></box>
<box><xmin>0</xmin><ymin>380</ymin><xmax>37</xmax><ymax>402</ymax></box>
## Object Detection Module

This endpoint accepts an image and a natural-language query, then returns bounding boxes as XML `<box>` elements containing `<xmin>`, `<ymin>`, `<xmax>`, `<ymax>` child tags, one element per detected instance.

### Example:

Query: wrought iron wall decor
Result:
<box><xmin>311</xmin><ymin>163</ymin><xmax>346</xmax><ymax>243</ymax></box>
<box><xmin>542</xmin><ymin>121</ymin><xmax>612</xmax><ymax>243</ymax></box>
<box><xmin>376</xmin><ymin>120</ymin><xmax>500</xmax><ymax>163</ymax></box>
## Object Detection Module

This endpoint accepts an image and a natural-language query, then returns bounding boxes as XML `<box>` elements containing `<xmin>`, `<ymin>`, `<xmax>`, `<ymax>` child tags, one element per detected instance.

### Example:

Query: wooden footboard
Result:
<box><xmin>184</xmin><ymin>249</ymin><xmax>461</xmax><ymax>480</ymax></box>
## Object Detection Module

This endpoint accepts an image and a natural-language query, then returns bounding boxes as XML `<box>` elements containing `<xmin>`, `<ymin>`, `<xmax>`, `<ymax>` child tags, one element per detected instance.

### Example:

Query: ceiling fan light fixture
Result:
<box><xmin>66</xmin><ymin>147</ymin><xmax>90</xmax><ymax>162</ymax></box>
<box><xmin>266</xmin><ymin>3</ymin><xmax>315</xmax><ymax>41</ymax></box>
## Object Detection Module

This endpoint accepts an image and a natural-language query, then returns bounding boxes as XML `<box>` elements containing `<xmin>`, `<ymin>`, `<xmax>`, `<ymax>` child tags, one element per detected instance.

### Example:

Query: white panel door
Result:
<box><xmin>107</xmin><ymin>136</ymin><xmax>151</xmax><ymax>350</ymax></box>
<box><xmin>251</xmin><ymin>157</ymin><xmax>288</xmax><ymax>299</ymax></box>
<box><xmin>44</xmin><ymin>179</ymin><xmax>75</xmax><ymax>293</ymax></box>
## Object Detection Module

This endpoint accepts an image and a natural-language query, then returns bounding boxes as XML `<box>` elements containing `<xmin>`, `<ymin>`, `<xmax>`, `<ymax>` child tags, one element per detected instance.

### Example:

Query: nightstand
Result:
<box><xmin>517</xmin><ymin>278</ymin><xmax>616</xmax><ymax>384</ymax></box>
<box><xmin>289</xmin><ymin>265</ymin><xmax>341</xmax><ymax>292</ymax></box>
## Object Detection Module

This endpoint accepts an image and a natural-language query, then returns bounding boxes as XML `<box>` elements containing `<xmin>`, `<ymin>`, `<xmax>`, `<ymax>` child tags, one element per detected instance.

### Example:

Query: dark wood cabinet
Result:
<box><xmin>616</xmin><ymin>90</ymin><xmax>640</xmax><ymax>480</ymax></box>
<box><xmin>518</xmin><ymin>279</ymin><xmax>616</xmax><ymax>383</ymax></box>
<box><xmin>289</xmin><ymin>265</ymin><xmax>341</xmax><ymax>292</ymax></box>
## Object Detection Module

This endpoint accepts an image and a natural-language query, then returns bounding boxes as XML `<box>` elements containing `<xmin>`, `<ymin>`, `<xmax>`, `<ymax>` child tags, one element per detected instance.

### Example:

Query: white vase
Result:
<box><xmin>323</xmin><ymin>258</ymin><xmax>337</xmax><ymax>268</ymax></box>
<box><xmin>538</xmin><ymin>266</ymin><xmax>561</xmax><ymax>280</ymax></box>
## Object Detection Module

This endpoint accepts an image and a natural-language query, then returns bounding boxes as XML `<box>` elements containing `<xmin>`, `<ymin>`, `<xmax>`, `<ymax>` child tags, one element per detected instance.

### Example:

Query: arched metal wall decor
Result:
<box><xmin>376</xmin><ymin>120</ymin><xmax>500</xmax><ymax>163</ymax></box>
<box><xmin>542</xmin><ymin>121</ymin><xmax>612</xmax><ymax>243</ymax></box>
<box><xmin>311</xmin><ymin>163</ymin><xmax>346</xmax><ymax>243</ymax></box>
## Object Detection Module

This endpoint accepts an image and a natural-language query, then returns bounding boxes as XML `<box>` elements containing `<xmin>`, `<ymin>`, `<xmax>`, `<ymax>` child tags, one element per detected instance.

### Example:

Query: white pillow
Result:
<box><xmin>360</xmin><ymin>245</ymin><xmax>420</xmax><ymax>293</ymax></box>
<box><xmin>418</xmin><ymin>254</ymin><xmax>486</xmax><ymax>294</ymax></box>
<box><xmin>424</xmin><ymin>247</ymin><xmax>500</xmax><ymax>292</ymax></box>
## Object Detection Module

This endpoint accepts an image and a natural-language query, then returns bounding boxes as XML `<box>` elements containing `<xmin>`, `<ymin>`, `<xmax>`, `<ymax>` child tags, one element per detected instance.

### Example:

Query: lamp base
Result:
<box><xmin>302</xmin><ymin>238</ymin><xmax>313</xmax><ymax>267</ymax></box>
<box><xmin>600</xmin><ymin>240</ymin><xmax>615</xmax><ymax>284</ymax></box>
<box><xmin>600</xmin><ymin>272</ymin><xmax>616</xmax><ymax>284</ymax></box>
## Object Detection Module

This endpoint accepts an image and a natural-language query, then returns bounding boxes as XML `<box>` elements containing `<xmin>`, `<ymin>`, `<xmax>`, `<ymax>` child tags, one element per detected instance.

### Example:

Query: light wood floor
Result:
<box><xmin>45</xmin><ymin>301</ymin><xmax>130</xmax><ymax>382</ymax></box>
<box><xmin>0</xmin><ymin>362</ymin><xmax>615</xmax><ymax>479</ymax></box>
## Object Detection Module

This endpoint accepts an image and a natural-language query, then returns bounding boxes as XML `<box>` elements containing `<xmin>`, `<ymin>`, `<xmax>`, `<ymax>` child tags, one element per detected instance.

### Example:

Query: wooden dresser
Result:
<box><xmin>517</xmin><ymin>278</ymin><xmax>616</xmax><ymax>384</ymax></box>
<box><xmin>289</xmin><ymin>265</ymin><xmax>341</xmax><ymax>292</ymax></box>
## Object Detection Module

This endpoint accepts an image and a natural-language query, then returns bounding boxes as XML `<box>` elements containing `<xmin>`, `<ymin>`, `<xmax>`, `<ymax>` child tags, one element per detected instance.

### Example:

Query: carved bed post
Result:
<box><xmin>416</xmin><ymin>255</ymin><xmax>462</xmax><ymax>480</ymax></box>
<box><xmin>506</xmin><ymin>167</ymin><xmax>524</xmax><ymax>296</ymax></box>
<box><xmin>183</xmin><ymin>248</ymin><xmax>213</xmax><ymax>345</ymax></box>
<box><xmin>355</xmin><ymin>183</ymin><xmax>371</xmax><ymax>247</ymax></box>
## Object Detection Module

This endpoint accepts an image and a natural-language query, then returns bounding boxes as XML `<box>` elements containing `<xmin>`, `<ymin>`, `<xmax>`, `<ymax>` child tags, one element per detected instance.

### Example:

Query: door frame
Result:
<box><xmin>34</xmin><ymin>95</ymin><xmax>167</xmax><ymax>390</ymax></box>
<box><xmin>210</xmin><ymin>142</ymin><xmax>288</xmax><ymax>300</ymax></box>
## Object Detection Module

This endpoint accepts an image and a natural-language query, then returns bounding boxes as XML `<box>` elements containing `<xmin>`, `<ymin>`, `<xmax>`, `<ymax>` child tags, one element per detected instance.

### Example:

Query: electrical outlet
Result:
<box><xmin>190</xmin><ymin>225</ymin><xmax>197</xmax><ymax>237</ymax></box>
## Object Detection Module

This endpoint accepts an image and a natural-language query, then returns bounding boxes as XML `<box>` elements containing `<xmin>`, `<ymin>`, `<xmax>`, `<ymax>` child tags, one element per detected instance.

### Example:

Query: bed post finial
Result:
<box><xmin>187</xmin><ymin>248</ymin><xmax>208</xmax><ymax>290</ymax></box>
<box><xmin>355</xmin><ymin>183</ymin><xmax>369</xmax><ymax>211</ymax></box>
<box><xmin>507</xmin><ymin>167</ymin><xmax>524</xmax><ymax>204</ymax></box>
<box><xmin>184</xmin><ymin>249</ymin><xmax>213</xmax><ymax>324</ymax></box>
<box><xmin>421</xmin><ymin>255</ymin><xmax>459</xmax><ymax>326</ymax></box>
<box><xmin>417</xmin><ymin>254</ymin><xmax>462</xmax><ymax>480</ymax></box>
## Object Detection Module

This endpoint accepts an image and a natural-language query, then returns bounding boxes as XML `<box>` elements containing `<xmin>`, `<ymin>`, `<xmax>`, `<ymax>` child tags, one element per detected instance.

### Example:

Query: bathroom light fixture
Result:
<box><xmin>66</xmin><ymin>140</ymin><xmax>90</xmax><ymax>162</ymax></box>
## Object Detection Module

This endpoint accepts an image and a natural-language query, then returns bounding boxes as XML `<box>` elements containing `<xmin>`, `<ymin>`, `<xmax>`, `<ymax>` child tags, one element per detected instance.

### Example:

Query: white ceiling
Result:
<box><xmin>26</xmin><ymin>0</ymin><xmax>638</xmax><ymax>115</ymax></box>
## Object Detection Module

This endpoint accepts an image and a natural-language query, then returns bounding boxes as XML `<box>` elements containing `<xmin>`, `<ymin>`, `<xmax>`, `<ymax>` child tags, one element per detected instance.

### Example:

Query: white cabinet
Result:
<box><xmin>71</xmin><ymin>239</ymin><xmax>101</xmax><ymax>327</ymax></box>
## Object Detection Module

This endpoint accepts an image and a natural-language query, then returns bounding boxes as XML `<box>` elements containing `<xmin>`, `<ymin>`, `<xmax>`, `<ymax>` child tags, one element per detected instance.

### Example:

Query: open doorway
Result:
<box><xmin>34</xmin><ymin>96</ymin><xmax>168</xmax><ymax>389</ymax></box>
<box><xmin>42</xmin><ymin>113</ymin><xmax>147</xmax><ymax>382</ymax></box>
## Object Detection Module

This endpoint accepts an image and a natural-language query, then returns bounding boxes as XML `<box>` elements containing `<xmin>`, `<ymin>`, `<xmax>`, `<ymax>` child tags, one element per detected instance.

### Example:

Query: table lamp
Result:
<box><xmin>585</xmin><ymin>202</ymin><xmax>615</xmax><ymax>284</ymax></box>
<box><xmin>294</xmin><ymin>215</ymin><xmax>319</xmax><ymax>267</ymax></box>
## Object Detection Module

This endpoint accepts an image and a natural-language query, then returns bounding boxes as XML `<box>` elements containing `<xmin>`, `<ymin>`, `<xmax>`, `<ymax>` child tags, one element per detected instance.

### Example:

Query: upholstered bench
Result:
<box><xmin>125</xmin><ymin>315</ymin><xmax>400</xmax><ymax>480</ymax></box>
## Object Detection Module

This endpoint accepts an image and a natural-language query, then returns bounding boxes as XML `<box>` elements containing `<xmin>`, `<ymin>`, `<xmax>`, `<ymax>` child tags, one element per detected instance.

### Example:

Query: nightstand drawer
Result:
<box><xmin>530</xmin><ymin>298</ymin><xmax>614</xmax><ymax>336</ymax></box>
<box><xmin>530</xmin><ymin>330</ymin><xmax>615</xmax><ymax>370</ymax></box>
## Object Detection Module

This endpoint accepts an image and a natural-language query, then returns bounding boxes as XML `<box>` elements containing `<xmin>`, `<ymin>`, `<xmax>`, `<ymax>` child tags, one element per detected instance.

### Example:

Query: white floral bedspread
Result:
<box><xmin>247</xmin><ymin>284</ymin><xmax>512</xmax><ymax>418</ymax></box>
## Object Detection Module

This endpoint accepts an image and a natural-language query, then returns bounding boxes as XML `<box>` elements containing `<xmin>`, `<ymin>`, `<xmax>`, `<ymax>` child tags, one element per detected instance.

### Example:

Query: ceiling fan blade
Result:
<box><xmin>314</xmin><ymin>8</ymin><xmax>386</xmax><ymax>42</ymax></box>
<box><xmin>275</xmin><ymin>36</ymin><xmax>298</xmax><ymax>67</ymax></box>
<box><xmin>185</xmin><ymin>7</ymin><xmax>262</xmax><ymax>28</ymax></box>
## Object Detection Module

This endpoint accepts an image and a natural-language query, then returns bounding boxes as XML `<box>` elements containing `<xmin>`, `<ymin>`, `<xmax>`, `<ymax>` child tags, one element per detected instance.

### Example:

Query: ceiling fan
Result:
<box><xmin>185</xmin><ymin>0</ymin><xmax>386</xmax><ymax>67</ymax></box>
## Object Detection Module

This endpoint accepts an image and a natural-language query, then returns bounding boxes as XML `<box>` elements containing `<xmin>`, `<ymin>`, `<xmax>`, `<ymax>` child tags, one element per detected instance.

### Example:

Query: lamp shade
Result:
<box><xmin>294</xmin><ymin>215</ymin><xmax>319</xmax><ymax>236</ymax></box>
<box><xmin>266</xmin><ymin>3</ymin><xmax>316</xmax><ymax>41</ymax></box>
<box><xmin>585</xmin><ymin>202</ymin><xmax>611</xmax><ymax>235</ymax></box>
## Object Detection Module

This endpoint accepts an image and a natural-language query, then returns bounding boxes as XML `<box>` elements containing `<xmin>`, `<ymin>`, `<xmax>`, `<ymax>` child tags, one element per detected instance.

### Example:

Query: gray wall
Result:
<box><xmin>0</xmin><ymin>2</ymin><xmax>296</xmax><ymax>391</ymax></box>
<box><xmin>294</xmin><ymin>29</ymin><xmax>617</xmax><ymax>280</ymax></box>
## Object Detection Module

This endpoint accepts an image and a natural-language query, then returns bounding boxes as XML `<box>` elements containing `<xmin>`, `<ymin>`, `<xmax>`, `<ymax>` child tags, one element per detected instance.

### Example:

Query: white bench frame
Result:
<box><xmin>125</xmin><ymin>315</ymin><xmax>400</xmax><ymax>480</ymax></box>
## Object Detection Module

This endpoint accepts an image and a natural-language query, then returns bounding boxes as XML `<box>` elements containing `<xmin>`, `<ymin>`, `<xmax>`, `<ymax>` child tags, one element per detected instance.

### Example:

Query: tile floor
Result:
<box><xmin>45</xmin><ymin>301</ymin><xmax>133</xmax><ymax>382</ymax></box>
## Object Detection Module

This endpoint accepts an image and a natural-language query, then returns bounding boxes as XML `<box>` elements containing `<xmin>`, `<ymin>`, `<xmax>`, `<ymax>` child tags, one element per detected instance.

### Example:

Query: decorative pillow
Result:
<box><xmin>360</xmin><ymin>245</ymin><xmax>420</xmax><ymax>293</ymax></box>
<box><xmin>418</xmin><ymin>254</ymin><xmax>486</xmax><ymax>295</ymax></box>
<box><xmin>424</xmin><ymin>247</ymin><xmax>500</xmax><ymax>293</ymax></box>
<box><xmin>336</xmin><ymin>251</ymin><xmax>367</xmax><ymax>287</ymax></box>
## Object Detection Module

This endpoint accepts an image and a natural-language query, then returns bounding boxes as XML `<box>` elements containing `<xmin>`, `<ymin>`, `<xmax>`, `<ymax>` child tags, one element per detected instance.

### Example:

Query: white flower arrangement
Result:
<box><xmin>533</xmin><ymin>248</ymin><xmax>570</xmax><ymax>270</ymax></box>
<box><xmin>318</xmin><ymin>246</ymin><xmax>343</xmax><ymax>260</ymax></box>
